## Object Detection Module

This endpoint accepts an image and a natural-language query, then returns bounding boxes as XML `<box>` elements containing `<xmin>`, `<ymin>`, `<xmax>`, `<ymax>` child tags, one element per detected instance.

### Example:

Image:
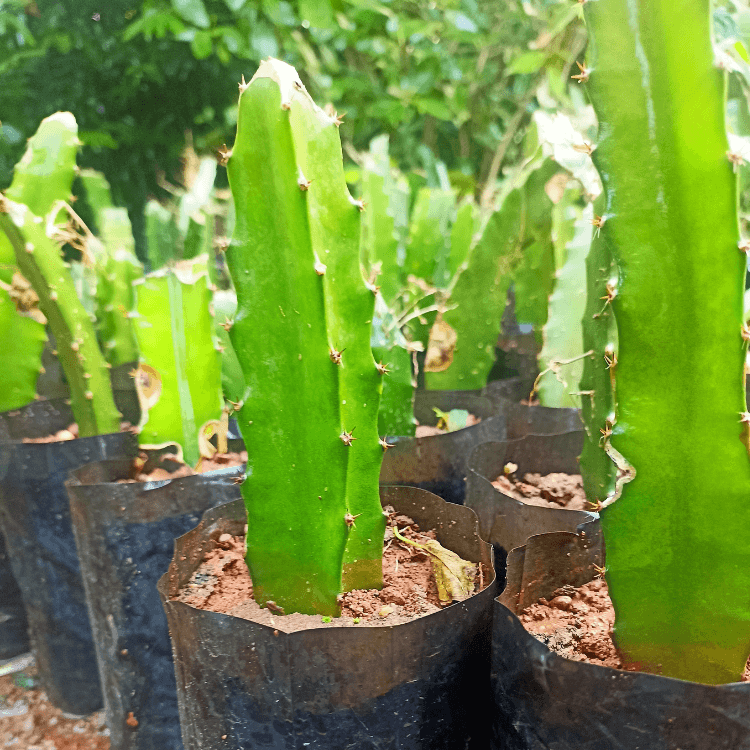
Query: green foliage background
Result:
<box><xmin>0</xmin><ymin>0</ymin><xmax>585</xmax><ymax>255</ymax></box>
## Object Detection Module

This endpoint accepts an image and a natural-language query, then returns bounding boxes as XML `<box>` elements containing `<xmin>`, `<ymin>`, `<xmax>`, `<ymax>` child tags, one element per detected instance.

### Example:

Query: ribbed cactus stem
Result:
<box><xmin>0</xmin><ymin>197</ymin><xmax>120</xmax><ymax>436</ymax></box>
<box><xmin>132</xmin><ymin>255</ymin><xmax>223</xmax><ymax>466</ymax></box>
<box><xmin>583</xmin><ymin>0</ymin><xmax>750</xmax><ymax>683</ymax></box>
<box><xmin>226</xmin><ymin>60</ymin><xmax>384</xmax><ymax>615</ymax></box>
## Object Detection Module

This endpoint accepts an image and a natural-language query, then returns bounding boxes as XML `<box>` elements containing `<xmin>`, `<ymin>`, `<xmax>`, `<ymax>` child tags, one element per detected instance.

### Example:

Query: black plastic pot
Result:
<box><xmin>66</xmin><ymin>457</ymin><xmax>244</xmax><ymax>750</ymax></box>
<box><xmin>159</xmin><ymin>486</ymin><xmax>497</xmax><ymax>750</ymax></box>
<box><xmin>380</xmin><ymin>389</ymin><xmax>508</xmax><ymax>504</ymax></box>
<box><xmin>491</xmin><ymin>528</ymin><xmax>750</xmax><ymax>749</ymax></box>
<box><xmin>0</xmin><ymin>531</ymin><xmax>29</xmax><ymax>660</ymax></box>
<box><xmin>465</xmin><ymin>432</ymin><xmax>595</xmax><ymax>557</ymax></box>
<box><xmin>0</xmin><ymin>399</ymin><xmax>138</xmax><ymax>715</ymax></box>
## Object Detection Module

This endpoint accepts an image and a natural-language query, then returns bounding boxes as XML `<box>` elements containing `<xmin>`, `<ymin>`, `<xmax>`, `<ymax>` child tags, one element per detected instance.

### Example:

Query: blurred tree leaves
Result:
<box><xmin>0</xmin><ymin>0</ymin><xmax>585</xmax><ymax>254</ymax></box>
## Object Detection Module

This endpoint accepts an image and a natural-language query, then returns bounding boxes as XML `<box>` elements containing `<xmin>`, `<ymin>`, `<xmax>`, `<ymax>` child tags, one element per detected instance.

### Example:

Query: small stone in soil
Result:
<box><xmin>521</xmin><ymin>579</ymin><xmax>750</xmax><ymax>680</ymax></box>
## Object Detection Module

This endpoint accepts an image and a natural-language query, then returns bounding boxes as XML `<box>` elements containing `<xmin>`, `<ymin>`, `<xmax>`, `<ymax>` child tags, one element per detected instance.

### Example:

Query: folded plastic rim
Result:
<box><xmin>492</xmin><ymin>528</ymin><xmax>750</xmax><ymax>750</ymax></box>
<box><xmin>159</xmin><ymin>486</ymin><xmax>498</xmax><ymax>750</ymax></box>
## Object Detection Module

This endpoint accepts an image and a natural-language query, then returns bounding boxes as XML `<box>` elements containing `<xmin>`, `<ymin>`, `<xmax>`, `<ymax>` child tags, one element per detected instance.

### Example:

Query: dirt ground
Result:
<box><xmin>0</xmin><ymin>655</ymin><xmax>108</xmax><ymax>750</ymax></box>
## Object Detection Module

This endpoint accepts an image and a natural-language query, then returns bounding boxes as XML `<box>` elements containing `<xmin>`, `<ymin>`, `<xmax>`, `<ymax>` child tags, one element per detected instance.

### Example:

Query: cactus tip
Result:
<box><xmin>314</xmin><ymin>258</ymin><xmax>327</xmax><ymax>276</ymax></box>
<box><xmin>376</xmin><ymin>361</ymin><xmax>390</xmax><ymax>375</ymax></box>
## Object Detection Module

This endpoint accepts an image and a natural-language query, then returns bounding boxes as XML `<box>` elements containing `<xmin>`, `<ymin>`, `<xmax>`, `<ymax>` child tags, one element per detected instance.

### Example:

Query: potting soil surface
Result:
<box><xmin>492</xmin><ymin>470</ymin><xmax>588</xmax><ymax>510</ymax></box>
<box><xmin>176</xmin><ymin>506</ymin><xmax>490</xmax><ymax>632</ymax></box>
<box><xmin>414</xmin><ymin>413</ymin><xmax>481</xmax><ymax>438</ymax></box>
<box><xmin>521</xmin><ymin>578</ymin><xmax>750</xmax><ymax>681</ymax></box>
<box><xmin>0</xmin><ymin>658</ymin><xmax>109</xmax><ymax>749</ymax></box>
<box><xmin>120</xmin><ymin>450</ymin><xmax>248</xmax><ymax>482</ymax></box>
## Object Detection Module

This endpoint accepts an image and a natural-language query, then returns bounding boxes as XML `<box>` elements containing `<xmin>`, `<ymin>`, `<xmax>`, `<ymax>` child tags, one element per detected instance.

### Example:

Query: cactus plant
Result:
<box><xmin>581</xmin><ymin>0</ymin><xmax>750</xmax><ymax>683</ymax></box>
<box><xmin>224</xmin><ymin>60</ymin><xmax>386</xmax><ymax>615</ymax></box>
<box><xmin>0</xmin><ymin>194</ymin><xmax>121</xmax><ymax>436</ymax></box>
<box><xmin>95</xmin><ymin>208</ymin><xmax>143</xmax><ymax>367</ymax></box>
<box><xmin>131</xmin><ymin>255</ymin><xmax>223</xmax><ymax>466</ymax></box>
<box><xmin>536</xmin><ymin>191</ymin><xmax>593</xmax><ymax>408</ymax></box>
<box><xmin>0</xmin><ymin>112</ymin><xmax>81</xmax><ymax>411</ymax></box>
<box><xmin>424</xmin><ymin>191</ymin><xmax>523</xmax><ymax>390</ymax></box>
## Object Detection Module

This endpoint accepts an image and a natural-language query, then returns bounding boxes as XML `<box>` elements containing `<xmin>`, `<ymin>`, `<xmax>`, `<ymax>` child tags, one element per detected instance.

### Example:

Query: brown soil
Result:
<box><xmin>21</xmin><ymin>423</ymin><xmax>133</xmax><ymax>444</ymax></box>
<box><xmin>492</xmin><ymin>470</ymin><xmax>588</xmax><ymax>510</ymax></box>
<box><xmin>414</xmin><ymin>413</ymin><xmax>481</xmax><ymax>438</ymax></box>
<box><xmin>0</xmin><ymin>659</ymin><xmax>109</xmax><ymax>749</ymax></box>
<box><xmin>125</xmin><ymin>451</ymin><xmax>247</xmax><ymax>482</ymax></box>
<box><xmin>520</xmin><ymin>578</ymin><xmax>750</xmax><ymax>681</ymax></box>
<box><xmin>175</xmin><ymin>507</ymin><xmax>489</xmax><ymax>632</ymax></box>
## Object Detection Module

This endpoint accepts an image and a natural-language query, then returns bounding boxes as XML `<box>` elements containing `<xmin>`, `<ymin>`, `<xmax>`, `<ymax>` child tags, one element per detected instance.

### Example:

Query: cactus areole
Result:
<box><xmin>582</xmin><ymin>0</ymin><xmax>750</xmax><ymax>683</ymax></box>
<box><xmin>225</xmin><ymin>60</ymin><xmax>386</xmax><ymax>616</ymax></box>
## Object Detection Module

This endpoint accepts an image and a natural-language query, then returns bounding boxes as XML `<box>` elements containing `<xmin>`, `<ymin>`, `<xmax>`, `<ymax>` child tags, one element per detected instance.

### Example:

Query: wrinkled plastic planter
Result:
<box><xmin>482</xmin><ymin>379</ymin><xmax>583</xmax><ymax>440</ymax></box>
<box><xmin>380</xmin><ymin>390</ymin><xmax>508</xmax><ymax>504</ymax></box>
<box><xmin>0</xmin><ymin>531</ymin><xmax>28</xmax><ymax>660</ymax></box>
<box><xmin>492</xmin><ymin>529</ymin><xmax>750</xmax><ymax>749</ymax></box>
<box><xmin>465</xmin><ymin>432</ymin><xmax>595</xmax><ymax>557</ymax></box>
<box><xmin>159</xmin><ymin>486</ymin><xmax>497</xmax><ymax>750</ymax></box>
<box><xmin>0</xmin><ymin>399</ymin><xmax>138</xmax><ymax>715</ymax></box>
<box><xmin>67</xmin><ymin>457</ymin><xmax>244</xmax><ymax>750</ymax></box>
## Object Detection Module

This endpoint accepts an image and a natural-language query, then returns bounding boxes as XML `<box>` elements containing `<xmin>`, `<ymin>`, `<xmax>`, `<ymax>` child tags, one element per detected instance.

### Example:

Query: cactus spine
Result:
<box><xmin>225</xmin><ymin>60</ymin><xmax>384</xmax><ymax>615</ymax></box>
<box><xmin>582</xmin><ymin>0</ymin><xmax>750</xmax><ymax>683</ymax></box>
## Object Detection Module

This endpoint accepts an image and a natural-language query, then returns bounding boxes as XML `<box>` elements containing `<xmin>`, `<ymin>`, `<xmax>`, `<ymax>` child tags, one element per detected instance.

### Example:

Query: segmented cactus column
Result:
<box><xmin>0</xmin><ymin>112</ymin><xmax>82</xmax><ymax>410</ymax></box>
<box><xmin>225</xmin><ymin>60</ymin><xmax>385</xmax><ymax>615</ymax></box>
<box><xmin>582</xmin><ymin>0</ymin><xmax>750</xmax><ymax>683</ymax></box>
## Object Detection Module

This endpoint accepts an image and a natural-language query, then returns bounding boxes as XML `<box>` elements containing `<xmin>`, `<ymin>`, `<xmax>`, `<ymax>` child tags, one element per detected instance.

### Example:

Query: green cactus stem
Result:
<box><xmin>537</xmin><ymin>194</ymin><xmax>593</xmax><ymax>408</ymax></box>
<box><xmin>132</xmin><ymin>254</ymin><xmax>223</xmax><ymax>466</ymax></box>
<box><xmin>0</xmin><ymin>197</ymin><xmax>120</xmax><ymax>436</ymax></box>
<box><xmin>145</xmin><ymin>199</ymin><xmax>180</xmax><ymax>270</ymax></box>
<box><xmin>584</xmin><ymin>0</ymin><xmax>750</xmax><ymax>683</ymax></box>
<box><xmin>78</xmin><ymin>169</ymin><xmax>114</xmax><ymax>231</ymax></box>
<box><xmin>0</xmin><ymin>276</ymin><xmax>47</xmax><ymax>411</ymax></box>
<box><xmin>225</xmin><ymin>60</ymin><xmax>384</xmax><ymax>615</ymax></box>
<box><xmin>96</xmin><ymin>208</ymin><xmax>143</xmax><ymax>367</ymax></box>
<box><xmin>212</xmin><ymin>290</ymin><xmax>245</xmax><ymax>406</ymax></box>
<box><xmin>371</xmin><ymin>295</ymin><xmax>416</xmax><ymax>437</ymax></box>
<box><xmin>359</xmin><ymin>134</ymin><xmax>410</xmax><ymax>306</ymax></box>
<box><xmin>424</xmin><ymin>191</ymin><xmax>523</xmax><ymax>390</ymax></box>
<box><xmin>1</xmin><ymin>112</ymin><xmax>80</xmax><ymax>285</ymax></box>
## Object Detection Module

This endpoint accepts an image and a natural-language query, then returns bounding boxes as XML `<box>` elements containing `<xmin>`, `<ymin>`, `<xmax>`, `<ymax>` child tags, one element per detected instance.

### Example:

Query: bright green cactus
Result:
<box><xmin>424</xmin><ymin>191</ymin><xmax>523</xmax><ymax>390</ymax></box>
<box><xmin>581</xmin><ymin>0</ymin><xmax>750</xmax><ymax>683</ymax></box>
<box><xmin>371</xmin><ymin>295</ymin><xmax>416</xmax><ymax>437</ymax></box>
<box><xmin>78</xmin><ymin>169</ymin><xmax>115</xmax><ymax>229</ymax></box>
<box><xmin>0</xmin><ymin>111</ymin><xmax>82</xmax><ymax>411</ymax></box>
<box><xmin>212</xmin><ymin>290</ymin><xmax>245</xmax><ymax>406</ymax></box>
<box><xmin>0</xmin><ymin>195</ymin><xmax>121</xmax><ymax>436</ymax></box>
<box><xmin>359</xmin><ymin>134</ymin><xmax>410</xmax><ymax>306</ymax></box>
<box><xmin>225</xmin><ymin>59</ymin><xmax>386</xmax><ymax>615</ymax></box>
<box><xmin>0</xmin><ymin>278</ymin><xmax>47</xmax><ymax>411</ymax></box>
<box><xmin>145</xmin><ymin>199</ymin><xmax>180</xmax><ymax>270</ymax></box>
<box><xmin>96</xmin><ymin>208</ymin><xmax>143</xmax><ymax>367</ymax></box>
<box><xmin>0</xmin><ymin>113</ymin><xmax>110</xmax><ymax>417</ymax></box>
<box><xmin>536</xmin><ymin>190</ymin><xmax>593</xmax><ymax>408</ymax></box>
<box><xmin>131</xmin><ymin>254</ymin><xmax>223</xmax><ymax>467</ymax></box>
